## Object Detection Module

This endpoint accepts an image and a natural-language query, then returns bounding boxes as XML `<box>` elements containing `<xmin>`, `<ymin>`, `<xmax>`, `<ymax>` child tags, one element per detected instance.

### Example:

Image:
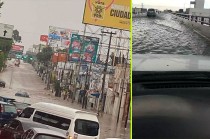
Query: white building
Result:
<box><xmin>188</xmin><ymin>0</ymin><xmax>210</xmax><ymax>16</ymax></box>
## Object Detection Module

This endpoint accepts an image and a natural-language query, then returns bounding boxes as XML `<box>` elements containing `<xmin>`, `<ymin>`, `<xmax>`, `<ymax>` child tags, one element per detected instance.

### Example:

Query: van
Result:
<box><xmin>18</xmin><ymin>102</ymin><xmax>100</xmax><ymax>139</ymax></box>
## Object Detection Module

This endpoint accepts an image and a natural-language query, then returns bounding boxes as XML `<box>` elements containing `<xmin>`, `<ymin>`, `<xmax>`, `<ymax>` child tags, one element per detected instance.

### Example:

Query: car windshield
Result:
<box><xmin>148</xmin><ymin>9</ymin><xmax>155</xmax><ymax>11</ymax></box>
<box><xmin>34</xmin><ymin>134</ymin><xmax>65</xmax><ymax>139</ymax></box>
<box><xmin>4</xmin><ymin>105</ymin><xmax>17</xmax><ymax>113</ymax></box>
<box><xmin>74</xmin><ymin>119</ymin><xmax>99</xmax><ymax>136</ymax></box>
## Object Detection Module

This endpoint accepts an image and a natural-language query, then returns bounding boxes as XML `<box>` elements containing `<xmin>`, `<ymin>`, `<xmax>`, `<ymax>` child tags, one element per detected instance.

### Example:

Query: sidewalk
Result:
<box><xmin>45</xmin><ymin>90</ymin><xmax>130</xmax><ymax>139</ymax></box>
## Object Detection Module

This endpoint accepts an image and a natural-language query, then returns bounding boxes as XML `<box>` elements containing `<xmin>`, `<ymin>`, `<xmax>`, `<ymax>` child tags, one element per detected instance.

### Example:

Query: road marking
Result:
<box><xmin>193</xmin><ymin>29</ymin><xmax>210</xmax><ymax>41</ymax></box>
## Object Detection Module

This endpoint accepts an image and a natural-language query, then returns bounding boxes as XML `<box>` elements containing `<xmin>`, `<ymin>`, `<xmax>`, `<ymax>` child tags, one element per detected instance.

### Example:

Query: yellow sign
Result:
<box><xmin>83</xmin><ymin>0</ymin><xmax>130</xmax><ymax>31</ymax></box>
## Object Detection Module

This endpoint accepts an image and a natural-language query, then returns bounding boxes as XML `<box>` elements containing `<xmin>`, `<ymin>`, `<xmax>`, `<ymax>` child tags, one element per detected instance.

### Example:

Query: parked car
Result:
<box><xmin>0</xmin><ymin>101</ymin><xmax>18</xmax><ymax>127</ymax></box>
<box><xmin>0</xmin><ymin>80</ymin><xmax>5</xmax><ymax>88</ymax></box>
<box><xmin>0</xmin><ymin>118</ymin><xmax>50</xmax><ymax>139</ymax></box>
<box><xmin>0</xmin><ymin>96</ymin><xmax>15</xmax><ymax>103</ymax></box>
<box><xmin>21</xmin><ymin>128</ymin><xmax>66</xmax><ymax>139</ymax></box>
<box><xmin>15</xmin><ymin>91</ymin><xmax>30</xmax><ymax>98</ymax></box>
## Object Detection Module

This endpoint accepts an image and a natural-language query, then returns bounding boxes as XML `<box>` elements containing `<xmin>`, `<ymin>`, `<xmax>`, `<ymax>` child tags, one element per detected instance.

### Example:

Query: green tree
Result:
<box><xmin>12</xmin><ymin>30</ymin><xmax>22</xmax><ymax>43</ymax></box>
<box><xmin>0</xmin><ymin>52</ymin><xmax>4</xmax><ymax>71</ymax></box>
<box><xmin>37</xmin><ymin>47</ymin><xmax>53</xmax><ymax>65</ymax></box>
<box><xmin>0</xmin><ymin>2</ymin><xmax>3</xmax><ymax>9</ymax></box>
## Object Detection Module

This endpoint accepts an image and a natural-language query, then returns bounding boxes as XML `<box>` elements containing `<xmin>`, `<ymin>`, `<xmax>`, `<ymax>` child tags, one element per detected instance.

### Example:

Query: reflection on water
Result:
<box><xmin>132</xmin><ymin>13</ymin><xmax>210</xmax><ymax>55</ymax></box>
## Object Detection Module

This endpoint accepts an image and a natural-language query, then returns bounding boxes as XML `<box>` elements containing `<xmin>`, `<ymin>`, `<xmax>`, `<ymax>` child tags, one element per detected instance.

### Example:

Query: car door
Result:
<box><xmin>0</xmin><ymin>119</ymin><xmax>20</xmax><ymax>139</ymax></box>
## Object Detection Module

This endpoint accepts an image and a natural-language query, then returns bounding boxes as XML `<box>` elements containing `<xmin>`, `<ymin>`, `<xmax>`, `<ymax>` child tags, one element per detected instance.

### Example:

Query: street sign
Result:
<box><xmin>0</xmin><ymin>23</ymin><xmax>14</xmax><ymax>39</ymax></box>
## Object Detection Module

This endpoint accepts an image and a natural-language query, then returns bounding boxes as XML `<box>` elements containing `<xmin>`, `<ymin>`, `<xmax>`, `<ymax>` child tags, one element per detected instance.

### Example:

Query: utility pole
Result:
<box><xmin>98</xmin><ymin>30</ymin><xmax>116</xmax><ymax>115</ymax></box>
<box><xmin>73</xmin><ymin>24</ymin><xmax>87</xmax><ymax>103</ymax></box>
<box><xmin>117</xmin><ymin>49</ymin><xmax>129</xmax><ymax>124</ymax></box>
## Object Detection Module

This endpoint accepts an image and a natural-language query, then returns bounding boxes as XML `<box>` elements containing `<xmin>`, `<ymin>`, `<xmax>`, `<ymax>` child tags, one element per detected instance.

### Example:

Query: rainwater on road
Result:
<box><xmin>0</xmin><ymin>60</ymin><xmax>129</xmax><ymax>139</ymax></box>
<box><xmin>133</xmin><ymin>13</ymin><xmax>210</xmax><ymax>55</ymax></box>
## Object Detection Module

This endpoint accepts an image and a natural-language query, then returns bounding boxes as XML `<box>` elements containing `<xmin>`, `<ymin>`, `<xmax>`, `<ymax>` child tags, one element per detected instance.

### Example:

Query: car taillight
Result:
<box><xmin>17</xmin><ymin>109</ymin><xmax>21</xmax><ymax>113</ymax></box>
<box><xmin>74</xmin><ymin>134</ymin><xmax>78</xmax><ymax>139</ymax></box>
<box><xmin>0</xmin><ymin>105</ymin><xmax>3</xmax><ymax>112</ymax></box>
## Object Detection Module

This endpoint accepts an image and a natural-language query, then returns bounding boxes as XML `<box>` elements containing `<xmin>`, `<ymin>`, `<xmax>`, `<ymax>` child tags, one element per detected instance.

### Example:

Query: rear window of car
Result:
<box><xmin>33</xmin><ymin>111</ymin><xmax>71</xmax><ymax>130</ymax></box>
<box><xmin>74</xmin><ymin>119</ymin><xmax>99</xmax><ymax>136</ymax></box>
<box><xmin>4</xmin><ymin>105</ymin><xmax>17</xmax><ymax>113</ymax></box>
<box><xmin>148</xmin><ymin>9</ymin><xmax>155</xmax><ymax>11</ymax></box>
<box><xmin>34</xmin><ymin>134</ymin><xmax>65</xmax><ymax>139</ymax></box>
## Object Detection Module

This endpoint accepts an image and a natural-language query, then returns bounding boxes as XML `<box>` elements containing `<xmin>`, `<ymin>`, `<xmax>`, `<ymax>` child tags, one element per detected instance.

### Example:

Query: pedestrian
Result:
<box><xmin>71</xmin><ymin>85</ymin><xmax>76</xmax><ymax>103</ymax></box>
<box><xmin>82</xmin><ymin>86</ymin><xmax>88</xmax><ymax>109</ymax></box>
<box><xmin>79</xmin><ymin>86</ymin><xmax>85</xmax><ymax>104</ymax></box>
<box><xmin>63</xmin><ymin>88</ymin><xmax>67</xmax><ymax>100</ymax></box>
<box><xmin>89</xmin><ymin>90</ymin><xmax>94</xmax><ymax>109</ymax></box>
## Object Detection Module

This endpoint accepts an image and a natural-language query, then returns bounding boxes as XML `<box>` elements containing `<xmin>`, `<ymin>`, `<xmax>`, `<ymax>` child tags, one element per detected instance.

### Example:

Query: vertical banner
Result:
<box><xmin>82</xmin><ymin>36</ymin><xmax>99</xmax><ymax>63</ymax></box>
<box><xmin>69</xmin><ymin>34</ymin><xmax>83</xmax><ymax>62</ymax></box>
<box><xmin>69</xmin><ymin>34</ymin><xmax>100</xmax><ymax>63</ymax></box>
<box><xmin>83</xmin><ymin>0</ymin><xmax>130</xmax><ymax>30</ymax></box>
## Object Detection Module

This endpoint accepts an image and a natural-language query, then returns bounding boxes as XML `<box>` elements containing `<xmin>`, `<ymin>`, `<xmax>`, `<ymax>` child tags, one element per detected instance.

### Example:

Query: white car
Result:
<box><xmin>21</xmin><ymin>128</ymin><xmax>66</xmax><ymax>139</ymax></box>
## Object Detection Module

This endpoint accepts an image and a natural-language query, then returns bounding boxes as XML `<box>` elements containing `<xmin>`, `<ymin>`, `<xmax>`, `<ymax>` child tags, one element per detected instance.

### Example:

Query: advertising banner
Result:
<box><xmin>12</xmin><ymin>45</ymin><xmax>24</xmax><ymax>52</ymax></box>
<box><xmin>83</xmin><ymin>0</ymin><xmax>130</xmax><ymax>31</ymax></box>
<box><xmin>82</xmin><ymin>36</ymin><xmax>99</xmax><ymax>63</ymax></box>
<box><xmin>48</xmin><ymin>26</ymin><xmax>79</xmax><ymax>48</ymax></box>
<box><xmin>69</xmin><ymin>34</ymin><xmax>99</xmax><ymax>63</ymax></box>
<box><xmin>52</xmin><ymin>52</ymin><xmax>67</xmax><ymax>63</ymax></box>
<box><xmin>40</xmin><ymin>35</ymin><xmax>48</xmax><ymax>42</ymax></box>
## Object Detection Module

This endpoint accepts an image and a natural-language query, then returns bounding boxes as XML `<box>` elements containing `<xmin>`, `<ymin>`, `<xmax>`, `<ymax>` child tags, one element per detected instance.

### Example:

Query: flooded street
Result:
<box><xmin>132</xmin><ymin>13</ymin><xmax>210</xmax><ymax>55</ymax></box>
<box><xmin>0</xmin><ymin>60</ymin><xmax>129</xmax><ymax>139</ymax></box>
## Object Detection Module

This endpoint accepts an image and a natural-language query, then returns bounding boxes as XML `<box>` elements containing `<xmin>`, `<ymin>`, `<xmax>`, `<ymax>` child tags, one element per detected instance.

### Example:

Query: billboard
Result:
<box><xmin>12</xmin><ymin>45</ymin><xmax>24</xmax><ymax>52</ymax></box>
<box><xmin>48</xmin><ymin>26</ymin><xmax>79</xmax><ymax>48</ymax></box>
<box><xmin>0</xmin><ymin>23</ymin><xmax>14</xmax><ymax>39</ymax></box>
<box><xmin>69</xmin><ymin>34</ymin><xmax>99</xmax><ymax>63</ymax></box>
<box><xmin>83</xmin><ymin>0</ymin><xmax>130</xmax><ymax>31</ymax></box>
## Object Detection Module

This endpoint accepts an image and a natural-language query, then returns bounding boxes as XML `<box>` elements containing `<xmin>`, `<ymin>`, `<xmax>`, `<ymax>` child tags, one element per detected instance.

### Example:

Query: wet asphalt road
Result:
<box><xmin>133</xmin><ymin>13</ymin><xmax>210</xmax><ymax>55</ymax></box>
<box><xmin>0</xmin><ymin>59</ymin><xmax>130</xmax><ymax>139</ymax></box>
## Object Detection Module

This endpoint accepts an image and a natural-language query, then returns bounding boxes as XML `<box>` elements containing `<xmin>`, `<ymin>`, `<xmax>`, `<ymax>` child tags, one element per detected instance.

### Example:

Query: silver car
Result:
<box><xmin>21</xmin><ymin>128</ymin><xmax>66</xmax><ymax>139</ymax></box>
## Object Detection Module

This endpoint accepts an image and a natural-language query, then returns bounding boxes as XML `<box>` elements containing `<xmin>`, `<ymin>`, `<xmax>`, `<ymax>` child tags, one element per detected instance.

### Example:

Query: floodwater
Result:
<box><xmin>132</xmin><ymin>13</ymin><xmax>210</xmax><ymax>55</ymax></box>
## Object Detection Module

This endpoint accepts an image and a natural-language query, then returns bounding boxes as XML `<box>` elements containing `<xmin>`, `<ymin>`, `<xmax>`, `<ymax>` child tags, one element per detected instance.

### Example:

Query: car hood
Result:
<box><xmin>133</xmin><ymin>54</ymin><xmax>210</xmax><ymax>71</ymax></box>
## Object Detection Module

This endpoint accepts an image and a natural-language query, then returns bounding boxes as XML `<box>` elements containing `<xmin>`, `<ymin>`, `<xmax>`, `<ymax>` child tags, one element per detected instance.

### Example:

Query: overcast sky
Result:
<box><xmin>133</xmin><ymin>0</ymin><xmax>210</xmax><ymax>10</ymax></box>
<box><xmin>0</xmin><ymin>0</ymin><xmax>86</xmax><ymax>52</ymax></box>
